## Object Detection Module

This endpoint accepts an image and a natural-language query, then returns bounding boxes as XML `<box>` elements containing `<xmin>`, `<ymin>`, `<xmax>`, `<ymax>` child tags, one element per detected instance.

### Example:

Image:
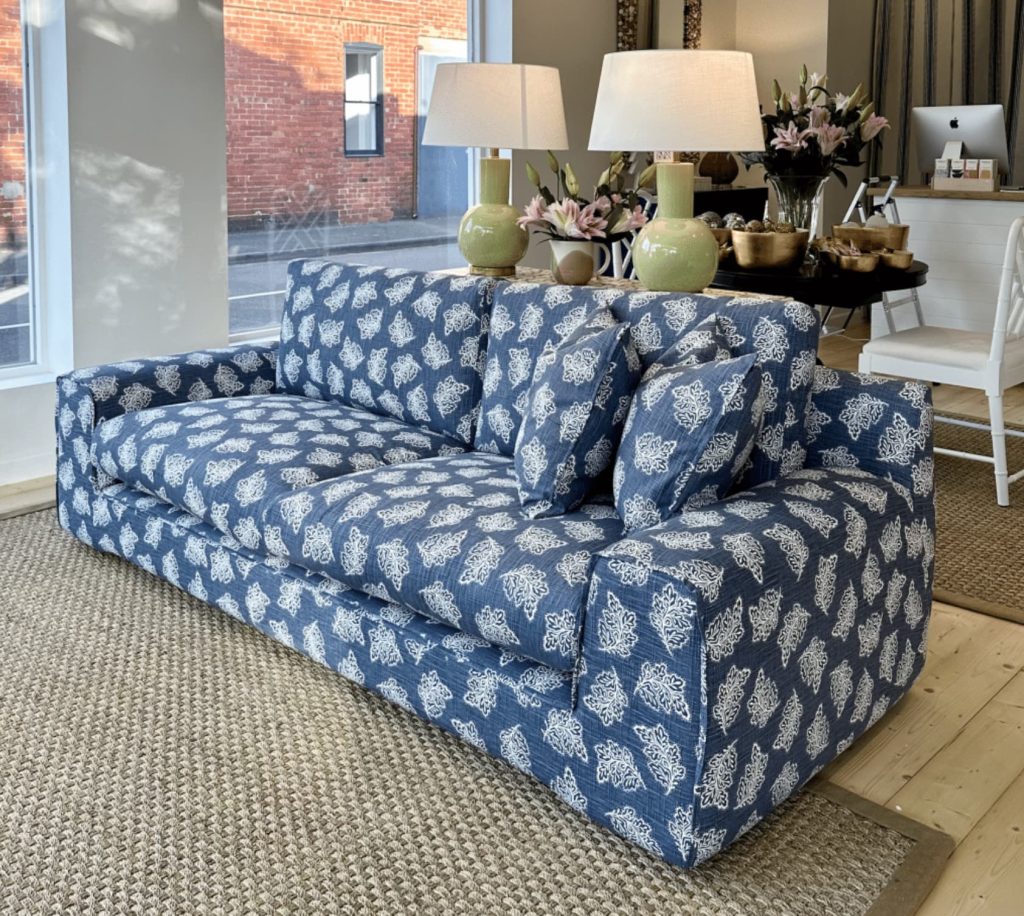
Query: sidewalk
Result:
<box><xmin>227</xmin><ymin>215</ymin><xmax>459</xmax><ymax>265</ymax></box>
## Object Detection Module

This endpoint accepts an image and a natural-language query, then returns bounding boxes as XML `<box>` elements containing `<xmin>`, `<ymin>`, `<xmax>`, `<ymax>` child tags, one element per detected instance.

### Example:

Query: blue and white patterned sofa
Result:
<box><xmin>55</xmin><ymin>262</ymin><xmax>935</xmax><ymax>868</ymax></box>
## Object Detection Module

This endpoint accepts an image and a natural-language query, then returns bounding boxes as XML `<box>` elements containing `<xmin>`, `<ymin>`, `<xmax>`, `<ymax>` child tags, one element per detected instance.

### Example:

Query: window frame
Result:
<box><xmin>343</xmin><ymin>42</ymin><xmax>384</xmax><ymax>158</ymax></box>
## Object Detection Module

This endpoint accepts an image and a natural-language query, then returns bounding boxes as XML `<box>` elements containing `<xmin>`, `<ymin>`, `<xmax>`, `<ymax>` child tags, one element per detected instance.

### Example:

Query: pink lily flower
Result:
<box><xmin>609</xmin><ymin>203</ymin><xmax>648</xmax><ymax>235</ymax></box>
<box><xmin>813</xmin><ymin>123</ymin><xmax>847</xmax><ymax>156</ymax></box>
<box><xmin>517</xmin><ymin>194</ymin><xmax>549</xmax><ymax>229</ymax></box>
<box><xmin>860</xmin><ymin>113</ymin><xmax>890</xmax><ymax>142</ymax></box>
<box><xmin>575</xmin><ymin>200</ymin><xmax>609</xmax><ymax>239</ymax></box>
<box><xmin>808</xmin><ymin>106</ymin><xmax>830</xmax><ymax>129</ymax></box>
<box><xmin>770</xmin><ymin>124</ymin><xmax>809</xmax><ymax>153</ymax></box>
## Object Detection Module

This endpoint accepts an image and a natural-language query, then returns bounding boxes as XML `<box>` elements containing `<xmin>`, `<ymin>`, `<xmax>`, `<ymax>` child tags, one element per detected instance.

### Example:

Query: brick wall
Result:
<box><xmin>224</xmin><ymin>0</ymin><xmax>467</xmax><ymax>227</ymax></box>
<box><xmin>0</xmin><ymin>0</ymin><xmax>467</xmax><ymax>243</ymax></box>
<box><xmin>0</xmin><ymin>0</ymin><xmax>26</xmax><ymax>245</ymax></box>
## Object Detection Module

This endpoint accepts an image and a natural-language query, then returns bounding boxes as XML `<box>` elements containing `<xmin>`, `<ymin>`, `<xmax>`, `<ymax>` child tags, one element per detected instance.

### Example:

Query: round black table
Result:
<box><xmin>710</xmin><ymin>259</ymin><xmax>928</xmax><ymax>309</ymax></box>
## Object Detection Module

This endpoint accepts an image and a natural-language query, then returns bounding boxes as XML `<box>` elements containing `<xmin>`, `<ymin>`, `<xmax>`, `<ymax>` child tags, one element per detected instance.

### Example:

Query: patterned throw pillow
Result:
<box><xmin>641</xmin><ymin>312</ymin><xmax>733</xmax><ymax>377</ymax></box>
<box><xmin>613</xmin><ymin>352</ymin><xmax>767</xmax><ymax>532</ymax></box>
<box><xmin>514</xmin><ymin>309</ymin><xmax>641</xmax><ymax>518</ymax></box>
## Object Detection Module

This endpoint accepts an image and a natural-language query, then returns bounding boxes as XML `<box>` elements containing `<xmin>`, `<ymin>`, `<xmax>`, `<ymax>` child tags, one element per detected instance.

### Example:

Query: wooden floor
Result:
<box><xmin>1</xmin><ymin>321</ymin><xmax>1022</xmax><ymax>912</ymax></box>
<box><xmin>820</xmin><ymin>316</ymin><xmax>1024</xmax><ymax>914</ymax></box>
<box><xmin>821</xmin><ymin>601</ymin><xmax>1024</xmax><ymax>914</ymax></box>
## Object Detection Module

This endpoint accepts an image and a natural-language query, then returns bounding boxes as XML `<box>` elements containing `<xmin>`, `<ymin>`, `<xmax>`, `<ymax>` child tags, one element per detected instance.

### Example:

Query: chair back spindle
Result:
<box><xmin>990</xmin><ymin>217</ymin><xmax>1024</xmax><ymax>362</ymax></box>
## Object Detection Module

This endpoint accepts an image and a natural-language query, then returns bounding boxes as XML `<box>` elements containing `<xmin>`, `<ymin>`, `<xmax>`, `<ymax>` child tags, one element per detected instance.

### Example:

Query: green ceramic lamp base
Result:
<box><xmin>458</xmin><ymin>156</ymin><xmax>528</xmax><ymax>275</ymax></box>
<box><xmin>633</xmin><ymin>160</ymin><xmax>718</xmax><ymax>293</ymax></box>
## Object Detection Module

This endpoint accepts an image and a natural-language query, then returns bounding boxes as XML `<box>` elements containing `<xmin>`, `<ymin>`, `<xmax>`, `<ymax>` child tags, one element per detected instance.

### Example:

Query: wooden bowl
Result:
<box><xmin>832</xmin><ymin>224</ymin><xmax>910</xmax><ymax>252</ymax></box>
<box><xmin>709</xmin><ymin>227</ymin><xmax>732</xmax><ymax>246</ymax></box>
<box><xmin>731</xmin><ymin>229</ymin><xmax>809</xmax><ymax>269</ymax></box>
<box><xmin>838</xmin><ymin>252</ymin><xmax>879</xmax><ymax>273</ymax></box>
<box><xmin>879</xmin><ymin>249</ymin><xmax>914</xmax><ymax>270</ymax></box>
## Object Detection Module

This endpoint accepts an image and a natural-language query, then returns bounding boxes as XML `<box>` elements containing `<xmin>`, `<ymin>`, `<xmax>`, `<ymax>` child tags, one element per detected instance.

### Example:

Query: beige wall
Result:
<box><xmin>510</xmin><ymin>0</ymin><xmax>618</xmax><ymax>267</ymax></box>
<box><xmin>0</xmin><ymin>0</ymin><xmax>229</xmax><ymax>486</ymax></box>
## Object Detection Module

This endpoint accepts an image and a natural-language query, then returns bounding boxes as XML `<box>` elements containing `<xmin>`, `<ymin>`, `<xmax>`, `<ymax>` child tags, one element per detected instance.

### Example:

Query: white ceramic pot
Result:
<box><xmin>549</xmin><ymin>239</ymin><xmax>610</xmax><ymax>285</ymax></box>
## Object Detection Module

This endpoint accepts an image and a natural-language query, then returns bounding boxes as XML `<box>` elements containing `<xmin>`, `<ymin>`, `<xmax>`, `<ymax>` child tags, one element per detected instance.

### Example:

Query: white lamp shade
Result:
<box><xmin>423</xmin><ymin>63</ymin><xmax>569</xmax><ymax>150</ymax></box>
<box><xmin>588</xmin><ymin>50</ymin><xmax>764</xmax><ymax>152</ymax></box>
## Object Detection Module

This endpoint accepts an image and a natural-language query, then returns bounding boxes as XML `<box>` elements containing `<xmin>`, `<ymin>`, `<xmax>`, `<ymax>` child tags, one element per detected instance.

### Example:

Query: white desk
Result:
<box><xmin>868</xmin><ymin>186</ymin><xmax>1024</xmax><ymax>336</ymax></box>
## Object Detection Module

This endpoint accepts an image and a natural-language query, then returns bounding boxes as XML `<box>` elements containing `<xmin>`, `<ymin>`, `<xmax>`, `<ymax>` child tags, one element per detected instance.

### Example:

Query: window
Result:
<box><xmin>344</xmin><ymin>44</ymin><xmax>383</xmax><ymax>156</ymax></box>
<box><xmin>0</xmin><ymin>5</ymin><xmax>33</xmax><ymax>371</ymax></box>
<box><xmin>223</xmin><ymin>2</ymin><xmax>471</xmax><ymax>339</ymax></box>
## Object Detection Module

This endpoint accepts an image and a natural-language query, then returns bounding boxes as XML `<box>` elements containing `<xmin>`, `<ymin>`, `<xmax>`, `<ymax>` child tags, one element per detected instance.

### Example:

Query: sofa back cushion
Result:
<box><xmin>475</xmin><ymin>281</ymin><xmax>819</xmax><ymax>488</ymax></box>
<box><xmin>276</xmin><ymin>261</ymin><xmax>494</xmax><ymax>444</ymax></box>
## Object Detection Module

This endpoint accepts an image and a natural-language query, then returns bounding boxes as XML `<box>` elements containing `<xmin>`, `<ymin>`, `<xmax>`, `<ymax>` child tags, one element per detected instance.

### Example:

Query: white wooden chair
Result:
<box><xmin>858</xmin><ymin>216</ymin><xmax>1024</xmax><ymax>506</ymax></box>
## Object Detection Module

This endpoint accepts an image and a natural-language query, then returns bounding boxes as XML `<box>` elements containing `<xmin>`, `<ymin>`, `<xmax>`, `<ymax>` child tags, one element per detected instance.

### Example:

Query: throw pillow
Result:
<box><xmin>514</xmin><ymin>309</ymin><xmax>641</xmax><ymax>518</ymax></box>
<box><xmin>642</xmin><ymin>312</ymin><xmax>733</xmax><ymax>377</ymax></box>
<box><xmin>613</xmin><ymin>352</ymin><xmax>767</xmax><ymax>532</ymax></box>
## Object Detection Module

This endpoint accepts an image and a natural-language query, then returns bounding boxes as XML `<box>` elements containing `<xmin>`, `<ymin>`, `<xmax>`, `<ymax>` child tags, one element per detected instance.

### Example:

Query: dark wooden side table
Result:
<box><xmin>710</xmin><ymin>260</ymin><xmax>929</xmax><ymax>334</ymax></box>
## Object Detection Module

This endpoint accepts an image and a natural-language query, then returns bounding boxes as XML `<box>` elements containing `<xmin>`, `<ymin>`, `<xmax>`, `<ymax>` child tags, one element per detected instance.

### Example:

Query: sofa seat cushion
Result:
<box><xmin>276</xmin><ymin>261</ymin><xmax>495</xmax><ymax>444</ymax></box>
<box><xmin>260</xmin><ymin>452</ymin><xmax>625</xmax><ymax>672</ymax></box>
<box><xmin>94</xmin><ymin>394</ymin><xmax>467</xmax><ymax>551</ymax></box>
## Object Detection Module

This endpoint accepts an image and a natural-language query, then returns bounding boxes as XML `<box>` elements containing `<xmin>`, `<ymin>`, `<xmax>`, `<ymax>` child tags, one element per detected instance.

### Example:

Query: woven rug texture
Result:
<box><xmin>0</xmin><ymin>511</ymin><xmax>924</xmax><ymax>916</ymax></box>
<box><xmin>934</xmin><ymin>421</ymin><xmax>1024</xmax><ymax>619</ymax></box>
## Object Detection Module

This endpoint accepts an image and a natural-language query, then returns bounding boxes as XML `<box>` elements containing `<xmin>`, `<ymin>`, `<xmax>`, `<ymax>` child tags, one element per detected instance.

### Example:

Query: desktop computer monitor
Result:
<box><xmin>911</xmin><ymin>104</ymin><xmax>1010</xmax><ymax>177</ymax></box>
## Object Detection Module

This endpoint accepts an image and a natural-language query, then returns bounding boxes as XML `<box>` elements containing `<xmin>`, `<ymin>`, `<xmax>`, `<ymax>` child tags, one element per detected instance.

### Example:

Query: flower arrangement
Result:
<box><xmin>741</xmin><ymin>64</ymin><xmax>889</xmax><ymax>186</ymax></box>
<box><xmin>518</xmin><ymin>151</ymin><xmax>651</xmax><ymax>241</ymax></box>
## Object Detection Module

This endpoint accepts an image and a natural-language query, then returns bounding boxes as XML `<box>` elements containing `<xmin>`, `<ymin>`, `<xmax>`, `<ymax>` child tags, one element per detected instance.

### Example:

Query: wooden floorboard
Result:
<box><xmin>914</xmin><ymin>765</ymin><xmax>1024</xmax><ymax>915</ymax></box>
<box><xmin>823</xmin><ymin>602</ymin><xmax>1024</xmax><ymax>914</ymax></box>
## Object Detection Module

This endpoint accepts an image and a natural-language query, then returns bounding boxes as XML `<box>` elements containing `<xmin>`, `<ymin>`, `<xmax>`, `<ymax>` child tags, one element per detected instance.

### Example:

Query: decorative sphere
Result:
<box><xmin>632</xmin><ymin>217</ymin><xmax>719</xmax><ymax>293</ymax></box>
<box><xmin>697</xmin><ymin>211</ymin><xmax>724</xmax><ymax>228</ymax></box>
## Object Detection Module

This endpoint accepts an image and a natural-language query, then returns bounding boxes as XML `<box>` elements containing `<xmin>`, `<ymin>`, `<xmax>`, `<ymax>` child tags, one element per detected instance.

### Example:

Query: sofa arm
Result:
<box><xmin>805</xmin><ymin>367</ymin><xmax>934</xmax><ymax>505</ymax></box>
<box><xmin>56</xmin><ymin>342</ymin><xmax>279</xmax><ymax>517</ymax></box>
<box><xmin>575</xmin><ymin>466</ymin><xmax>933</xmax><ymax>865</ymax></box>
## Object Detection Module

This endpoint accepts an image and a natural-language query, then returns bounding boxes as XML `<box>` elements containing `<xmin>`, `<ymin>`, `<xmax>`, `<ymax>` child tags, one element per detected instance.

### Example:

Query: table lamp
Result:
<box><xmin>423</xmin><ymin>63</ymin><xmax>569</xmax><ymax>276</ymax></box>
<box><xmin>589</xmin><ymin>50</ymin><xmax>763</xmax><ymax>292</ymax></box>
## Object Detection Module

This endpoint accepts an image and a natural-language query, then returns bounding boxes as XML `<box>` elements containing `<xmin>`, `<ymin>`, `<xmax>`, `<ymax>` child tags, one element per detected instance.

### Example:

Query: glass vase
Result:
<box><xmin>766</xmin><ymin>174</ymin><xmax>829</xmax><ymax>237</ymax></box>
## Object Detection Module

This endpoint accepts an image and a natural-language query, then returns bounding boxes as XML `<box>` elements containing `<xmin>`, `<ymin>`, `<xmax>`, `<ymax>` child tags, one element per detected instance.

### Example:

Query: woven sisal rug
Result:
<box><xmin>0</xmin><ymin>511</ymin><xmax>951</xmax><ymax>915</ymax></box>
<box><xmin>934</xmin><ymin>418</ymin><xmax>1024</xmax><ymax>622</ymax></box>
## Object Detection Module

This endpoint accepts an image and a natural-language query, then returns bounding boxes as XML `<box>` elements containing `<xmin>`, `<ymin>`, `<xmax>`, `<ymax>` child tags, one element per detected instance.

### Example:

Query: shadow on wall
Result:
<box><xmin>67</xmin><ymin>0</ymin><xmax>228</xmax><ymax>358</ymax></box>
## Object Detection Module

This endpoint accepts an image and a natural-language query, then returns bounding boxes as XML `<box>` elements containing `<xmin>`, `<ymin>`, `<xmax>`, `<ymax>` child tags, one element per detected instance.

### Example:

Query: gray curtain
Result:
<box><xmin>871</xmin><ymin>0</ymin><xmax>1024</xmax><ymax>183</ymax></box>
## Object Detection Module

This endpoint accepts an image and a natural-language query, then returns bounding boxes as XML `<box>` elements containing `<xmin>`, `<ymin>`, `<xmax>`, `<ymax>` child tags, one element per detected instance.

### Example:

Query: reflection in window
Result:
<box><xmin>0</xmin><ymin>3</ymin><xmax>32</xmax><ymax>370</ymax></box>
<box><xmin>345</xmin><ymin>45</ymin><xmax>382</xmax><ymax>156</ymax></box>
<box><xmin>223</xmin><ymin>2</ymin><xmax>470</xmax><ymax>338</ymax></box>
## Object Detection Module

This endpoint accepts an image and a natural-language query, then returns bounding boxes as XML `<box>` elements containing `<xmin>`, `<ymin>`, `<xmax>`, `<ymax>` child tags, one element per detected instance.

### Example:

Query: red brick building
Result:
<box><xmin>0</xmin><ymin>0</ymin><xmax>468</xmax><ymax>243</ymax></box>
<box><xmin>224</xmin><ymin>0</ymin><xmax>468</xmax><ymax>227</ymax></box>
<box><xmin>0</xmin><ymin>1</ymin><xmax>27</xmax><ymax>246</ymax></box>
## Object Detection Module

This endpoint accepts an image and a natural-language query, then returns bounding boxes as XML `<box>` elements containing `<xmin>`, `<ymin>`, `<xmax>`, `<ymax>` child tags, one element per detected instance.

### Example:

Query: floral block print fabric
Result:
<box><xmin>614</xmin><ymin>354</ymin><xmax>767</xmax><ymax>532</ymax></box>
<box><xmin>514</xmin><ymin>309</ymin><xmax>640</xmax><ymax>519</ymax></box>
<box><xmin>475</xmin><ymin>281</ymin><xmax>819</xmax><ymax>491</ymax></box>
<box><xmin>276</xmin><ymin>261</ymin><xmax>497</xmax><ymax>444</ymax></box>
<box><xmin>640</xmin><ymin>313</ymin><xmax>732</xmax><ymax>375</ymax></box>
<box><xmin>56</xmin><ymin>335</ymin><xmax>934</xmax><ymax>871</ymax></box>
<box><xmin>93</xmin><ymin>394</ymin><xmax>467</xmax><ymax>552</ymax></box>
<box><xmin>805</xmin><ymin>366</ymin><xmax>935</xmax><ymax>508</ymax></box>
<box><xmin>259</xmin><ymin>453</ymin><xmax>625</xmax><ymax>672</ymax></box>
